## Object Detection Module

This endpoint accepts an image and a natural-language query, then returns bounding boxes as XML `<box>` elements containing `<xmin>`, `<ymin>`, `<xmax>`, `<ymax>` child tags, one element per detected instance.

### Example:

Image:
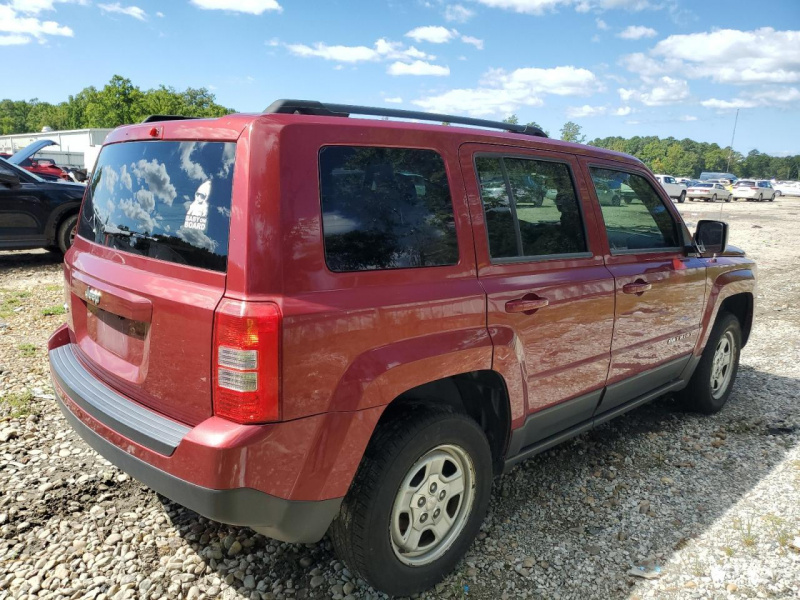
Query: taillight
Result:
<box><xmin>213</xmin><ymin>298</ymin><xmax>281</xmax><ymax>423</ymax></box>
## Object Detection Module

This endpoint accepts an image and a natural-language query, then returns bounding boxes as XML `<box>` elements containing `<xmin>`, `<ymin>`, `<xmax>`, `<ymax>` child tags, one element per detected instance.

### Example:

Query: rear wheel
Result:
<box><xmin>330</xmin><ymin>407</ymin><xmax>492</xmax><ymax>597</ymax></box>
<box><xmin>678</xmin><ymin>191</ymin><xmax>686</xmax><ymax>203</ymax></box>
<box><xmin>678</xmin><ymin>313</ymin><xmax>741</xmax><ymax>414</ymax></box>
<box><xmin>612</xmin><ymin>195</ymin><xmax>621</xmax><ymax>207</ymax></box>
<box><xmin>758</xmin><ymin>193</ymin><xmax>763</xmax><ymax>202</ymax></box>
<box><xmin>711</xmin><ymin>194</ymin><xmax>717</xmax><ymax>202</ymax></box>
<box><xmin>57</xmin><ymin>214</ymin><xmax>78</xmax><ymax>254</ymax></box>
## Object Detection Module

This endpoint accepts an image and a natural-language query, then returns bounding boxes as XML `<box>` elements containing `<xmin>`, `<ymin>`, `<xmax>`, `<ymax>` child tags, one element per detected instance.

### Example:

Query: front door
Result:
<box><xmin>0</xmin><ymin>162</ymin><xmax>44</xmax><ymax>247</ymax></box>
<box><xmin>459</xmin><ymin>144</ymin><xmax>615</xmax><ymax>448</ymax></box>
<box><xmin>583</xmin><ymin>162</ymin><xmax>706</xmax><ymax>414</ymax></box>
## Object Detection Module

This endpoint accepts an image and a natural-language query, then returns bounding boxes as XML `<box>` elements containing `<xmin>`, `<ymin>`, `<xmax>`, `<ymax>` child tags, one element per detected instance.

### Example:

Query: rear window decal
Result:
<box><xmin>184</xmin><ymin>180</ymin><xmax>211</xmax><ymax>231</ymax></box>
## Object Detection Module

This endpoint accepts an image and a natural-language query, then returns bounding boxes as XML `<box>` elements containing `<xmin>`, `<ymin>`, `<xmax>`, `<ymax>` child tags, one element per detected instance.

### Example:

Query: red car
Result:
<box><xmin>48</xmin><ymin>101</ymin><xmax>756</xmax><ymax>596</ymax></box>
<box><xmin>1</xmin><ymin>149</ymin><xmax>69</xmax><ymax>181</ymax></box>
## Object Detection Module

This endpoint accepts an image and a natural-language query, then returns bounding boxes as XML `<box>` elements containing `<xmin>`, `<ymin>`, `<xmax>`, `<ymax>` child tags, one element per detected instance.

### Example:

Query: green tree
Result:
<box><xmin>560</xmin><ymin>121</ymin><xmax>585</xmax><ymax>144</ymax></box>
<box><xmin>502</xmin><ymin>114</ymin><xmax>519</xmax><ymax>125</ymax></box>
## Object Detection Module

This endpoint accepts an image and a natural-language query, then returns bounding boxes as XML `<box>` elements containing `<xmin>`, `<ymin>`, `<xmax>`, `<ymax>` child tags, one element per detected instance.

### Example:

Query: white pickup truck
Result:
<box><xmin>653</xmin><ymin>174</ymin><xmax>687</xmax><ymax>203</ymax></box>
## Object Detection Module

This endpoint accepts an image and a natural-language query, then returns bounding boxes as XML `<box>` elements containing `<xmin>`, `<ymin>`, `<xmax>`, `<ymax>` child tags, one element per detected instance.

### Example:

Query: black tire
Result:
<box><xmin>57</xmin><ymin>214</ymin><xmax>78</xmax><ymax>254</ymax></box>
<box><xmin>678</xmin><ymin>191</ymin><xmax>686</xmax><ymax>203</ymax></box>
<box><xmin>677</xmin><ymin>313</ymin><xmax>741</xmax><ymax>415</ymax></box>
<box><xmin>725</xmin><ymin>196</ymin><xmax>731</xmax><ymax>203</ymax></box>
<box><xmin>330</xmin><ymin>406</ymin><xmax>493</xmax><ymax>597</ymax></box>
<box><xmin>612</xmin><ymin>195</ymin><xmax>621</xmax><ymax>207</ymax></box>
<box><xmin>758</xmin><ymin>194</ymin><xmax>763</xmax><ymax>202</ymax></box>
<box><xmin>711</xmin><ymin>194</ymin><xmax>717</xmax><ymax>203</ymax></box>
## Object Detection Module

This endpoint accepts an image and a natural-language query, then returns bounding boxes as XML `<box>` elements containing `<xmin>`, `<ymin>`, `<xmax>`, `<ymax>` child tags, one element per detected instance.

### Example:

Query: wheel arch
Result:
<box><xmin>45</xmin><ymin>201</ymin><xmax>81</xmax><ymax>245</ymax></box>
<box><xmin>697</xmin><ymin>268</ymin><xmax>756</xmax><ymax>353</ymax></box>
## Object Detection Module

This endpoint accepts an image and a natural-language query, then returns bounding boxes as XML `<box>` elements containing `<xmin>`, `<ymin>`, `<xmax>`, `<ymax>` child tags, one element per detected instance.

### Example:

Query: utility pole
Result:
<box><xmin>726</xmin><ymin>108</ymin><xmax>739</xmax><ymax>173</ymax></box>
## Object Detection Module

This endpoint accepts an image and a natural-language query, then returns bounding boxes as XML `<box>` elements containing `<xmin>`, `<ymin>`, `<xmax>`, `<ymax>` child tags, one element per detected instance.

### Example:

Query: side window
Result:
<box><xmin>0</xmin><ymin>162</ymin><xmax>16</xmax><ymax>177</ymax></box>
<box><xmin>319</xmin><ymin>146</ymin><xmax>458</xmax><ymax>272</ymax></box>
<box><xmin>590</xmin><ymin>168</ymin><xmax>680</xmax><ymax>253</ymax></box>
<box><xmin>476</xmin><ymin>155</ymin><xmax>587</xmax><ymax>260</ymax></box>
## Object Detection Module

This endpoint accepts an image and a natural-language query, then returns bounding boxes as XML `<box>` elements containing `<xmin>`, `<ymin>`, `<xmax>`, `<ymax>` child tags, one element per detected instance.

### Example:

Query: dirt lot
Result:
<box><xmin>1</xmin><ymin>198</ymin><xmax>799</xmax><ymax>600</ymax></box>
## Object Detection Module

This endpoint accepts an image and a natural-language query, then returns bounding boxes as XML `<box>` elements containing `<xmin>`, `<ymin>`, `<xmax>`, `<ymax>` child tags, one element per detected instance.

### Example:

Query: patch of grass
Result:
<box><xmin>41</xmin><ymin>305</ymin><xmax>66</xmax><ymax>316</ymax></box>
<box><xmin>17</xmin><ymin>343</ymin><xmax>37</xmax><ymax>358</ymax></box>
<box><xmin>0</xmin><ymin>391</ymin><xmax>37</xmax><ymax>418</ymax></box>
<box><xmin>0</xmin><ymin>290</ymin><xmax>31</xmax><ymax>318</ymax></box>
<box><xmin>44</xmin><ymin>284</ymin><xmax>63</xmax><ymax>292</ymax></box>
<box><xmin>740</xmin><ymin>519</ymin><xmax>757</xmax><ymax>547</ymax></box>
<box><xmin>722</xmin><ymin>546</ymin><xmax>735</xmax><ymax>557</ymax></box>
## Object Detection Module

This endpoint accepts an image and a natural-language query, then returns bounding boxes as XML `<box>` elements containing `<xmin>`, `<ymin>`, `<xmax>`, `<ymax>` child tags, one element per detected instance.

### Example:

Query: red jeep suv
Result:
<box><xmin>49</xmin><ymin>100</ymin><xmax>756</xmax><ymax>596</ymax></box>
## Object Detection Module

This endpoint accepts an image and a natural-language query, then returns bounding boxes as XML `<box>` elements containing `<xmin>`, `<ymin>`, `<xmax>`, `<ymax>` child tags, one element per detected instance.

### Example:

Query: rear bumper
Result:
<box><xmin>48</xmin><ymin>332</ymin><xmax>350</xmax><ymax>543</ymax></box>
<box><xmin>55</xmin><ymin>391</ymin><xmax>341</xmax><ymax>542</ymax></box>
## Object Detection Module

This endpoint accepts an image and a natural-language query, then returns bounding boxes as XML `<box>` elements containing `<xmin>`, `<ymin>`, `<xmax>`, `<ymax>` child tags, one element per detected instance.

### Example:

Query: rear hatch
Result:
<box><xmin>67</xmin><ymin>139</ymin><xmax>237</xmax><ymax>425</ymax></box>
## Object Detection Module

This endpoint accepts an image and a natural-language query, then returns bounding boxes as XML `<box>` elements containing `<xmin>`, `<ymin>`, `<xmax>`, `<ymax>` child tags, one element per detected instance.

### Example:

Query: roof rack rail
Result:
<box><xmin>141</xmin><ymin>115</ymin><xmax>202</xmax><ymax>123</ymax></box>
<box><xmin>263</xmin><ymin>99</ymin><xmax>548</xmax><ymax>138</ymax></box>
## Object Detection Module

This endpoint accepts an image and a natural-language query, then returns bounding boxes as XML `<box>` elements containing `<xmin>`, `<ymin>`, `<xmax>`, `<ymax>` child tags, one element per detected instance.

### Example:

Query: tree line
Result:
<box><xmin>0</xmin><ymin>75</ymin><xmax>232</xmax><ymax>134</ymax></box>
<box><xmin>1</xmin><ymin>78</ymin><xmax>796</xmax><ymax>181</ymax></box>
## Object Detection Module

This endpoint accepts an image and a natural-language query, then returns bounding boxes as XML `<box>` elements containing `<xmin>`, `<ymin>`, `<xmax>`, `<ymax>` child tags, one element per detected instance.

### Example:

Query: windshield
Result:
<box><xmin>78</xmin><ymin>141</ymin><xmax>236</xmax><ymax>272</ymax></box>
<box><xmin>693</xmin><ymin>183</ymin><xmax>713</xmax><ymax>188</ymax></box>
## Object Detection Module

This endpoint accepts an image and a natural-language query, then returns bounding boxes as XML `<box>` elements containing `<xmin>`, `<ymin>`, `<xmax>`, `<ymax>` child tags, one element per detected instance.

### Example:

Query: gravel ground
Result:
<box><xmin>1</xmin><ymin>198</ymin><xmax>799</xmax><ymax>600</ymax></box>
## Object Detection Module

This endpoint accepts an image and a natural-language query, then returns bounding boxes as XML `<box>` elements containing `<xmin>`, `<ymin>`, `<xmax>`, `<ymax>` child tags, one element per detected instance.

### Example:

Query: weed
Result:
<box><xmin>0</xmin><ymin>391</ymin><xmax>37</xmax><ymax>418</ymax></box>
<box><xmin>41</xmin><ymin>305</ymin><xmax>66</xmax><ymax>316</ymax></box>
<box><xmin>17</xmin><ymin>343</ymin><xmax>37</xmax><ymax>357</ymax></box>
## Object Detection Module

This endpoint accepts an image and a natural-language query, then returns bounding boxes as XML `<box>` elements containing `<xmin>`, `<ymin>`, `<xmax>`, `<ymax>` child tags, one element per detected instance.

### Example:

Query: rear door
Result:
<box><xmin>460</xmin><ymin>144</ymin><xmax>615</xmax><ymax>443</ymax></box>
<box><xmin>582</xmin><ymin>161</ymin><xmax>706</xmax><ymax>414</ymax></box>
<box><xmin>67</xmin><ymin>139</ymin><xmax>238</xmax><ymax>425</ymax></box>
<box><xmin>0</xmin><ymin>161</ymin><xmax>47</xmax><ymax>247</ymax></box>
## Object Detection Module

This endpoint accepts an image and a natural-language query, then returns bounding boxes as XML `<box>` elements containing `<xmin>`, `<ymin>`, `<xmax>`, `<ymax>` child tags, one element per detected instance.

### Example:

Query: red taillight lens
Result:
<box><xmin>213</xmin><ymin>298</ymin><xmax>281</xmax><ymax>423</ymax></box>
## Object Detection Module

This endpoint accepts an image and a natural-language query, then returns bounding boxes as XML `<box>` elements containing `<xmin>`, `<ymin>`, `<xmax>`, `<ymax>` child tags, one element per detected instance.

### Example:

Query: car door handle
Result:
<box><xmin>505</xmin><ymin>297</ymin><xmax>549</xmax><ymax>313</ymax></box>
<box><xmin>622</xmin><ymin>281</ymin><xmax>652</xmax><ymax>295</ymax></box>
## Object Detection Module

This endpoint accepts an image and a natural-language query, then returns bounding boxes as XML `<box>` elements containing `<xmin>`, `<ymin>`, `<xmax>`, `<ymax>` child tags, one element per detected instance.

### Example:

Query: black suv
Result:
<box><xmin>0</xmin><ymin>157</ymin><xmax>86</xmax><ymax>254</ymax></box>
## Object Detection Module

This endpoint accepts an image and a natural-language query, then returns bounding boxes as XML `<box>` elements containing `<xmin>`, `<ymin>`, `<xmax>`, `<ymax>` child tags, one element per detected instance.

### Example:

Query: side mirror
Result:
<box><xmin>694</xmin><ymin>219</ymin><xmax>728</xmax><ymax>256</ymax></box>
<box><xmin>0</xmin><ymin>171</ymin><xmax>21</xmax><ymax>189</ymax></box>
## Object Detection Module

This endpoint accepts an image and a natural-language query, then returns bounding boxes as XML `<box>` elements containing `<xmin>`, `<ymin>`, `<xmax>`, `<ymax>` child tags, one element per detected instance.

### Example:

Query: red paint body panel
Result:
<box><xmin>52</xmin><ymin>111</ymin><xmax>757</xmax><ymax>509</ymax></box>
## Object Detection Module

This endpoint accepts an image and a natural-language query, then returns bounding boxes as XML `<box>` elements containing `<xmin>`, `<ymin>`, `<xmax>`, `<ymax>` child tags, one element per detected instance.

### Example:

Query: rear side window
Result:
<box><xmin>78</xmin><ymin>141</ymin><xmax>235</xmax><ymax>272</ymax></box>
<box><xmin>476</xmin><ymin>155</ymin><xmax>587</xmax><ymax>260</ymax></box>
<box><xmin>590</xmin><ymin>168</ymin><xmax>680</xmax><ymax>253</ymax></box>
<box><xmin>319</xmin><ymin>146</ymin><xmax>458</xmax><ymax>272</ymax></box>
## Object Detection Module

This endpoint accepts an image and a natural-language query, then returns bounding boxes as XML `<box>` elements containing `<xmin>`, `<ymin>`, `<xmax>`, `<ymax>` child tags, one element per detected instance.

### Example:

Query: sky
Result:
<box><xmin>1</xmin><ymin>0</ymin><xmax>799</xmax><ymax>156</ymax></box>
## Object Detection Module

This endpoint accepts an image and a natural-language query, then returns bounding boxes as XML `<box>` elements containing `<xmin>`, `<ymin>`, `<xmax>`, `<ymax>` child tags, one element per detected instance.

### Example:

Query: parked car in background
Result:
<box><xmin>732</xmin><ymin>180</ymin><xmax>776</xmax><ymax>202</ymax></box>
<box><xmin>653</xmin><ymin>174</ymin><xmax>687</xmax><ymax>203</ymax></box>
<box><xmin>700</xmin><ymin>172</ymin><xmax>738</xmax><ymax>184</ymax></box>
<box><xmin>47</xmin><ymin>100</ymin><xmax>756</xmax><ymax>597</ymax></box>
<box><xmin>0</xmin><ymin>156</ymin><xmax>85</xmax><ymax>253</ymax></box>
<box><xmin>676</xmin><ymin>177</ymin><xmax>698</xmax><ymax>187</ymax></box>
<box><xmin>1</xmin><ymin>139</ymin><xmax>71</xmax><ymax>181</ymax></box>
<box><xmin>773</xmin><ymin>181</ymin><xmax>800</xmax><ymax>196</ymax></box>
<box><xmin>687</xmin><ymin>182</ymin><xmax>732</xmax><ymax>202</ymax></box>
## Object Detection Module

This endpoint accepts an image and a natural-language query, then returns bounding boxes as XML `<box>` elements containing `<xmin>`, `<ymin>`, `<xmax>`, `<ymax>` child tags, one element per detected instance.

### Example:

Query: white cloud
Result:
<box><xmin>388</xmin><ymin>60</ymin><xmax>450</xmax><ymax>76</ymax></box>
<box><xmin>0</xmin><ymin>34</ymin><xmax>31</xmax><ymax>45</ymax></box>
<box><xmin>286</xmin><ymin>38</ymin><xmax>434</xmax><ymax>69</ymax></box>
<box><xmin>701</xmin><ymin>87</ymin><xmax>800</xmax><ymax>110</ymax></box>
<box><xmin>405</xmin><ymin>26</ymin><xmax>458</xmax><ymax>44</ymax></box>
<box><xmin>444</xmin><ymin>4</ymin><xmax>474</xmax><ymax>22</ymax></box>
<box><xmin>11</xmin><ymin>0</ymin><xmax>86</xmax><ymax>13</ymax></box>
<box><xmin>567</xmin><ymin>105</ymin><xmax>607</xmax><ymax>118</ymax></box>
<box><xmin>565</xmin><ymin>105</ymin><xmax>631</xmax><ymax>118</ymax></box>
<box><xmin>98</xmin><ymin>3</ymin><xmax>147</xmax><ymax>20</ymax></box>
<box><xmin>384</xmin><ymin>97</ymin><xmax>404</xmax><ymax>103</ymax></box>
<box><xmin>265</xmin><ymin>37</ymin><xmax>279</xmax><ymax>47</ymax></box>
<box><xmin>0</xmin><ymin>5</ymin><xmax>73</xmax><ymax>39</ymax></box>
<box><xmin>414</xmin><ymin>65</ymin><xmax>600</xmax><ymax>116</ymax></box>
<box><xmin>156</xmin><ymin>11</ymin><xmax>164</xmax><ymax>17</ymax></box>
<box><xmin>618</xmin><ymin>25</ymin><xmax>657</xmax><ymax>40</ymax></box>
<box><xmin>189</xmin><ymin>0</ymin><xmax>282</xmax><ymax>14</ymax></box>
<box><xmin>473</xmin><ymin>0</ymin><xmax>659</xmax><ymax>15</ymax></box>
<box><xmin>618</xmin><ymin>76</ymin><xmax>689</xmax><ymax>106</ymax></box>
<box><xmin>679</xmin><ymin>115</ymin><xmax>697</xmax><ymax>121</ymax></box>
<box><xmin>461</xmin><ymin>35</ymin><xmax>484</xmax><ymax>49</ymax></box>
<box><xmin>623</xmin><ymin>28</ymin><xmax>800</xmax><ymax>85</ymax></box>
<box><xmin>595</xmin><ymin>18</ymin><xmax>608</xmax><ymax>30</ymax></box>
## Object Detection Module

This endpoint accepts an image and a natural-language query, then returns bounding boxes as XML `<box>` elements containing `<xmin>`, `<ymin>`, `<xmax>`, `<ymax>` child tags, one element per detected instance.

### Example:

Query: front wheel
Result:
<box><xmin>612</xmin><ymin>195</ymin><xmax>621</xmax><ymax>207</ymax></box>
<box><xmin>330</xmin><ymin>407</ymin><xmax>493</xmax><ymax>597</ymax></box>
<box><xmin>711</xmin><ymin>194</ymin><xmax>717</xmax><ymax>202</ymax></box>
<box><xmin>678</xmin><ymin>191</ymin><xmax>686</xmax><ymax>203</ymax></box>
<box><xmin>677</xmin><ymin>313</ymin><xmax>741</xmax><ymax>414</ymax></box>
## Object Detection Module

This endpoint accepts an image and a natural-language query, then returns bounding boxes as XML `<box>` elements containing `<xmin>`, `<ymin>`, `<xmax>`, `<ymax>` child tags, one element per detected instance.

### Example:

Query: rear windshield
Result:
<box><xmin>737</xmin><ymin>180</ymin><xmax>755</xmax><ymax>186</ymax></box>
<box><xmin>78</xmin><ymin>141</ymin><xmax>235</xmax><ymax>272</ymax></box>
<box><xmin>694</xmin><ymin>183</ymin><xmax>713</xmax><ymax>188</ymax></box>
